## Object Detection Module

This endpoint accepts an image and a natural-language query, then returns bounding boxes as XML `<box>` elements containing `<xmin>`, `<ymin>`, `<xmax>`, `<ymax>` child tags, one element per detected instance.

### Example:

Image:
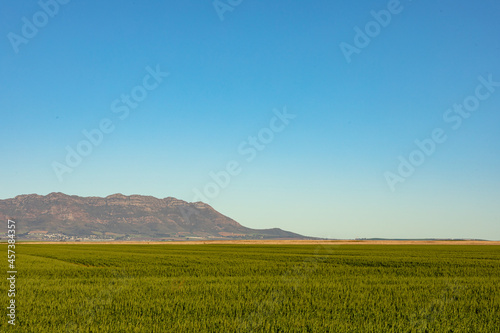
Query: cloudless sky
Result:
<box><xmin>1</xmin><ymin>0</ymin><xmax>499</xmax><ymax>239</ymax></box>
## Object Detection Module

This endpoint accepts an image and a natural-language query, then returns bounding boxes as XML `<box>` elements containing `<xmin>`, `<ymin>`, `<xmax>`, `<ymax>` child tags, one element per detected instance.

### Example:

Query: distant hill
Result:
<box><xmin>0</xmin><ymin>193</ymin><xmax>308</xmax><ymax>240</ymax></box>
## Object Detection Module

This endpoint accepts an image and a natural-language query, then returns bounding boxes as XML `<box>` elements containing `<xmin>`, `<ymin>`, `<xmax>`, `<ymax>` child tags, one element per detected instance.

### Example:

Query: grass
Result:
<box><xmin>1</xmin><ymin>244</ymin><xmax>499</xmax><ymax>332</ymax></box>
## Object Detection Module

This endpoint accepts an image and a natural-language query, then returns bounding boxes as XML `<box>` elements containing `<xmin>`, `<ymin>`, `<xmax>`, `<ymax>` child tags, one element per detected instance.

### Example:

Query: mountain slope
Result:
<box><xmin>0</xmin><ymin>193</ymin><xmax>307</xmax><ymax>240</ymax></box>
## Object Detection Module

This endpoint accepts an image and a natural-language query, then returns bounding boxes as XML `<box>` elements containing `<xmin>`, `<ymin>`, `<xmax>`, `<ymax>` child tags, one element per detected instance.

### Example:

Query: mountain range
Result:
<box><xmin>0</xmin><ymin>193</ymin><xmax>307</xmax><ymax>240</ymax></box>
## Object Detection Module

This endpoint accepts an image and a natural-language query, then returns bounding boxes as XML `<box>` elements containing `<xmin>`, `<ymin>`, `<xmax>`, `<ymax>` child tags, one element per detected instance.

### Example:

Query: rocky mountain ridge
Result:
<box><xmin>0</xmin><ymin>193</ymin><xmax>306</xmax><ymax>240</ymax></box>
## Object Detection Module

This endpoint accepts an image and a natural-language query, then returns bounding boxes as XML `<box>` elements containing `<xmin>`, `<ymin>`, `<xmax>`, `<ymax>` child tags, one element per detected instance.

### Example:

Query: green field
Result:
<box><xmin>2</xmin><ymin>244</ymin><xmax>500</xmax><ymax>332</ymax></box>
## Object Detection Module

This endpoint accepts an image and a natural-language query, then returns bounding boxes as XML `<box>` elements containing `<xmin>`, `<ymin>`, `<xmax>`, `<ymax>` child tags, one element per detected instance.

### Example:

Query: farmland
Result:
<box><xmin>2</xmin><ymin>243</ymin><xmax>500</xmax><ymax>332</ymax></box>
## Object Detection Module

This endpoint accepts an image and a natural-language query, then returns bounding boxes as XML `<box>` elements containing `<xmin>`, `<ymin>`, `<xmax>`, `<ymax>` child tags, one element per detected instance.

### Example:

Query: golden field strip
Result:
<box><xmin>20</xmin><ymin>239</ymin><xmax>500</xmax><ymax>245</ymax></box>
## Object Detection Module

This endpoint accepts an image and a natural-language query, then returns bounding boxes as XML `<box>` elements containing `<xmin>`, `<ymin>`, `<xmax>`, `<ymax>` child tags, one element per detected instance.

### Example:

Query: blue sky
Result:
<box><xmin>1</xmin><ymin>0</ymin><xmax>499</xmax><ymax>239</ymax></box>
